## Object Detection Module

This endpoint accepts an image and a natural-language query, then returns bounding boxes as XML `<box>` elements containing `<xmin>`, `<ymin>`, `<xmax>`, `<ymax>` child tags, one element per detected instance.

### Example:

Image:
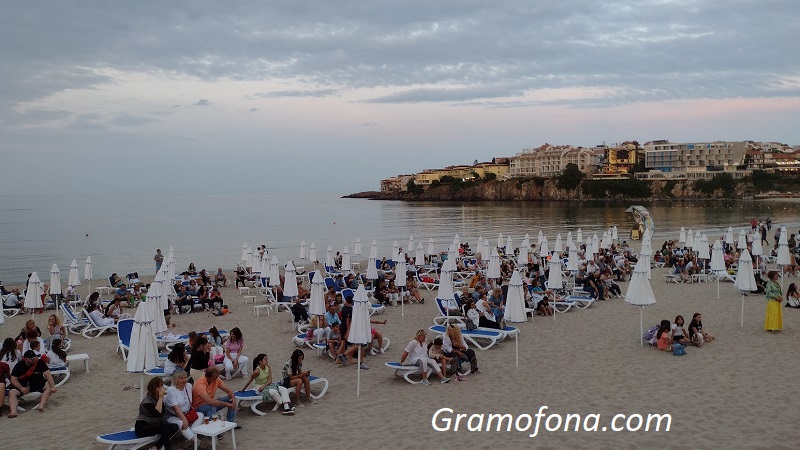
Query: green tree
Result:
<box><xmin>406</xmin><ymin>179</ymin><xmax>423</xmax><ymax>195</ymax></box>
<box><xmin>557</xmin><ymin>163</ymin><xmax>584</xmax><ymax>190</ymax></box>
<box><xmin>484</xmin><ymin>172</ymin><xmax>497</xmax><ymax>181</ymax></box>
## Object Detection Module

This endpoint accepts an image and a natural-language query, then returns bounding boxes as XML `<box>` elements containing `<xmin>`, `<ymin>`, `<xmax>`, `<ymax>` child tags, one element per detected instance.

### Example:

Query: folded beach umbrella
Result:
<box><xmin>149</xmin><ymin>271</ymin><xmax>168</xmax><ymax>334</ymax></box>
<box><xmin>283</xmin><ymin>261</ymin><xmax>299</xmax><ymax>298</ymax></box>
<box><xmin>309</xmin><ymin>243</ymin><xmax>317</xmax><ymax>263</ymax></box>
<box><xmin>592</xmin><ymin>234</ymin><xmax>600</xmax><ymax>255</ymax></box>
<box><xmin>415</xmin><ymin>243</ymin><xmax>425</xmax><ymax>267</ymax></box>
<box><xmin>695</xmin><ymin>231</ymin><xmax>702</xmax><ymax>249</ymax></box>
<box><xmin>710</xmin><ymin>240</ymin><xmax>726</xmax><ymax>298</ymax></box>
<box><xmin>624</xmin><ymin>258</ymin><xmax>657</xmax><ymax>346</ymax></box>
<box><xmin>751</xmin><ymin>235</ymin><xmax>763</xmax><ymax>270</ymax></box>
<box><xmin>566</xmin><ymin>232</ymin><xmax>573</xmax><ymax>249</ymax></box>
<box><xmin>299</xmin><ymin>241</ymin><xmax>307</xmax><ymax>260</ymax></box>
<box><xmin>612</xmin><ymin>226</ymin><xmax>618</xmax><ymax>242</ymax></box>
<box><xmin>392</xmin><ymin>242</ymin><xmax>399</xmax><ymax>260</ymax></box>
<box><xmin>483</xmin><ymin>239</ymin><xmax>490</xmax><ymax>256</ymax></box>
<box><xmin>777</xmin><ymin>226</ymin><xmax>790</xmax><ymax>266</ymax></box>
<box><xmin>554</xmin><ymin>234</ymin><xmax>563</xmax><ymax>253</ymax></box>
<box><xmin>50</xmin><ymin>264</ymin><xmax>62</xmax><ymax>309</ymax></box>
<box><xmin>734</xmin><ymin>250</ymin><xmax>758</xmax><ymax>327</ymax></box>
<box><xmin>686</xmin><ymin>229</ymin><xmax>694</xmax><ymax>250</ymax></box>
<box><xmin>309</xmin><ymin>270</ymin><xmax>326</xmax><ymax>317</ymax></box>
<box><xmin>325</xmin><ymin>245</ymin><xmax>334</xmax><ymax>268</ymax></box>
<box><xmin>516</xmin><ymin>244</ymin><xmax>528</xmax><ymax>266</ymax></box>
<box><xmin>366</xmin><ymin>247</ymin><xmax>379</xmax><ymax>281</ymax></box>
<box><xmin>24</xmin><ymin>272</ymin><xmax>44</xmax><ymax>311</ymax></box>
<box><xmin>487</xmin><ymin>248</ymin><xmax>501</xmax><ymax>280</ymax></box>
<box><xmin>371</xmin><ymin>240</ymin><xmax>378</xmax><ymax>258</ymax></box>
<box><xmin>447</xmin><ymin>243</ymin><xmax>458</xmax><ymax>264</ymax></box>
<box><xmin>737</xmin><ymin>229</ymin><xmax>747</xmax><ymax>250</ymax></box>
<box><xmin>84</xmin><ymin>256</ymin><xmax>93</xmax><ymax>291</ymax></box>
<box><xmin>537</xmin><ymin>230</ymin><xmax>544</xmax><ymax>247</ymax></box>
<box><xmin>350</xmin><ymin>285</ymin><xmax>372</xmax><ymax>396</ymax></box>
<box><xmin>547</xmin><ymin>258</ymin><xmax>563</xmax><ymax>291</ymax></box>
<box><xmin>269</xmin><ymin>256</ymin><xmax>281</xmax><ymax>286</ymax></box>
<box><xmin>354</xmin><ymin>238</ymin><xmax>362</xmax><ymax>256</ymax></box>
<box><xmin>342</xmin><ymin>247</ymin><xmax>352</xmax><ymax>273</ymax></box>
<box><xmin>505</xmin><ymin>235</ymin><xmax>513</xmax><ymax>251</ymax></box>
<box><xmin>497</xmin><ymin>233</ymin><xmax>504</xmax><ymax>249</ymax></box>
<box><xmin>576</xmin><ymin>228</ymin><xmax>582</xmax><ymax>243</ymax></box>
<box><xmin>127</xmin><ymin>300</ymin><xmax>159</xmax><ymax>400</ymax></box>
<box><xmin>539</xmin><ymin>238</ymin><xmax>549</xmax><ymax>257</ymax></box>
<box><xmin>476</xmin><ymin>236</ymin><xmax>484</xmax><ymax>257</ymax></box>
<box><xmin>245</xmin><ymin>247</ymin><xmax>255</xmax><ymax>270</ymax></box>
<box><xmin>725</xmin><ymin>227</ymin><xmax>734</xmax><ymax>246</ymax></box>
<box><xmin>452</xmin><ymin>234</ymin><xmax>460</xmax><ymax>248</ymax></box>
<box><xmin>698</xmin><ymin>234</ymin><xmax>711</xmax><ymax>261</ymax></box>
<box><xmin>408</xmin><ymin>236</ymin><xmax>414</xmax><ymax>255</ymax></box>
<box><xmin>426</xmin><ymin>238</ymin><xmax>434</xmax><ymax>256</ymax></box>
<box><xmin>166</xmin><ymin>252</ymin><xmax>177</xmax><ymax>296</ymax></box>
<box><xmin>638</xmin><ymin>242</ymin><xmax>652</xmax><ymax>280</ymax></box>
<box><xmin>68</xmin><ymin>260</ymin><xmax>81</xmax><ymax>288</ymax></box>
<box><xmin>241</xmin><ymin>243</ymin><xmax>249</xmax><ymax>262</ymax></box>
<box><xmin>679</xmin><ymin>227</ymin><xmax>687</xmax><ymax>244</ymax></box>
<box><xmin>437</xmin><ymin>258</ymin><xmax>456</xmax><ymax>305</ymax></box>
<box><xmin>567</xmin><ymin>243</ymin><xmax>580</xmax><ymax>272</ymax></box>
<box><xmin>395</xmin><ymin>256</ymin><xmax>407</xmax><ymax>316</ymax></box>
<box><xmin>505</xmin><ymin>271</ymin><xmax>527</xmax><ymax>367</ymax></box>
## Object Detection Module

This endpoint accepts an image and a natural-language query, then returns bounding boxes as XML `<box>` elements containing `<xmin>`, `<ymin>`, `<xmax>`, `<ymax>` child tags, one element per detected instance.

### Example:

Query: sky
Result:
<box><xmin>2</xmin><ymin>0</ymin><xmax>799</xmax><ymax>195</ymax></box>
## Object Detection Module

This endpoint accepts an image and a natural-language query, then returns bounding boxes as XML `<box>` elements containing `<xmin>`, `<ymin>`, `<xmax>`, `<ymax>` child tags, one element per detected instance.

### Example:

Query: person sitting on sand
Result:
<box><xmin>399</xmin><ymin>329</ymin><xmax>449</xmax><ymax>385</ymax></box>
<box><xmin>405</xmin><ymin>273</ymin><xmax>423</xmax><ymax>303</ymax></box>
<box><xmin>7</xmin><ymin>350</ymin><xmax>58</xmax><ymax>417</ymax></box>
<box><xmin>688</xmin><ymin>313</ymin><xmax>714</xmax><ymax>347</ymax></box>
<box><xmin>240</xmin><ymin>354</ymin><xmax>294</xmax><ymax>415</ymax></box>
<box><xmin>786</xmin><ymin>283</ymin><xmax>800</xmax><ymax>308</ymax></box>
<box><xmin>655</xmin><ymin>320</ymin><xmax>672</xmax><ymax>351</ymax></box>
<box><xmin>671</xmin><ymin>315</ymin><xmax>690</xmax><ymax>346</ymax></box>
<box><xmin>214</xmin><ymin>268</ymin><xmax>228</xmax><ymax>287</ymax></box>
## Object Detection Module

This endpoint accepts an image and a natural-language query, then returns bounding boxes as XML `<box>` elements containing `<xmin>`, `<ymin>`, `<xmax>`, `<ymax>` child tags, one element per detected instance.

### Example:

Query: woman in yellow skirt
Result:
<box><xmin>764</xmin><ymin>271</ymin><xmax>783</xmax><ymax>332</ymax></box>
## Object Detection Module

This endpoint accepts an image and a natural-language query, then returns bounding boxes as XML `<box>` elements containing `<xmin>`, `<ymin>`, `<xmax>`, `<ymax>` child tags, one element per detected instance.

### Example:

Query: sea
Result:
<box><xmin>1</xmin><ymin>193</ymin><xmax>799</xmax><ymax>285</ymax></box>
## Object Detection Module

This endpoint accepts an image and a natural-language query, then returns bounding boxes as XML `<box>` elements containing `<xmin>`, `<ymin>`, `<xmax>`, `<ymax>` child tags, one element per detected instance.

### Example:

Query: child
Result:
<box><xmin>656</xmin><ymin>320</ymin><xmax>672</xmax><ymax>351</ymax></box>
<box><xmin>671</xmin><ymin>315</ymin><xmax>690</xmax><ymax>346</ymax></box>
<box><xmin>428</xmin><ymin>338</ymin><xmax>454</xmax><ymax>377</ymax></box>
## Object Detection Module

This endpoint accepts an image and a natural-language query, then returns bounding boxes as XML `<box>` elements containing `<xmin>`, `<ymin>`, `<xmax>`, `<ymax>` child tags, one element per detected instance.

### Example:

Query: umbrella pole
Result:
<box><xmin>740</xmin><ymin>293</ymin><xmax>745</xmax><ymax>327</ymax></box>
<box><xmin>640</xmin><ymin>306</ymin><xmax>644</xmax><ymax>347</ymax></box>
<box><xmin>140</xmin><ymin>373</ymin><xmax>145</xmax><ymax>401</ymax></box>
<box><xmin>401</xmin><ymin>287</ymin><xmax>404</xmax><ymax>317</ymax></box>
<box><xmin>357</xmin><ymin>346</ymin><xmax>362</xmax><ymax>397</ymax></box>
<box><xmin>515</xmin><ymin>333</ymin><xmax>519</xmax><ymax>368</ymax></box>
<box><xmin>716</xmin><ymin>277</ymin><xmax>720</xmax><ymax>299</ymax></box>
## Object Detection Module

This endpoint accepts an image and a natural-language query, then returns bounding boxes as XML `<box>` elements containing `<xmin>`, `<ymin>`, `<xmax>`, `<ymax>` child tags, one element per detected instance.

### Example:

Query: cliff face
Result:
<box><xmin>346</xmin><ymin>177</ymin><xmax>755</xmax><ymax>201</ymax></box>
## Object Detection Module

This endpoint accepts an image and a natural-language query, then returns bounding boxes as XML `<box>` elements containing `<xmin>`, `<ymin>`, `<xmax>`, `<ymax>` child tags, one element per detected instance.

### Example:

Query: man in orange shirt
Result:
<box><xmin>191</xmin><ymin>366</ymin><xmax>240</xmax><ymax>427</ymax></box>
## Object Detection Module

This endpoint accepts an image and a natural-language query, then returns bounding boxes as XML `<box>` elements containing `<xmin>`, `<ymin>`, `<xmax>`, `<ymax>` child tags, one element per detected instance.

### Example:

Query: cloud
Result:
<box><xmin>252</xmin><ymin>89</ymin><xmax>339</xmax><ymax>98</ymax></box>
<box><xmin>359</xmin><ymin>122</ymin><xmax>378</xmax><ymax>127</ymax></box>
<box><xmin>193</xmin><ymin>99</ymin><xmax>211</xmax><ymax>106</ymax></box>
<box><xmin>249</xmin><ymin>107</ymin><xmax>259</xmax><ymax>112</ymax></box>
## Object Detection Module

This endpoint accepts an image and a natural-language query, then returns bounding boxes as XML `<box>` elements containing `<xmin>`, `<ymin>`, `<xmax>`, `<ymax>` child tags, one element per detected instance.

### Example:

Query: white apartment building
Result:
<box><xmin>508</xmin><ymin>144</ymin><xmax>600</xmax><ymax>178</ymax></box>
<box><xmin>639</xmin><ymin>140</ymin><xmax>750</xmax><ymax>180</ymax></box>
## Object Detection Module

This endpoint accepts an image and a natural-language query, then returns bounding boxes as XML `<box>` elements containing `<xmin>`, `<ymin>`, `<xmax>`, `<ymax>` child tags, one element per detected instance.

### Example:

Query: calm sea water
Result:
<box><xmin>1</xmin><ymin>194</ymin><xmax>799</xmax><ymax>285</ymax></box>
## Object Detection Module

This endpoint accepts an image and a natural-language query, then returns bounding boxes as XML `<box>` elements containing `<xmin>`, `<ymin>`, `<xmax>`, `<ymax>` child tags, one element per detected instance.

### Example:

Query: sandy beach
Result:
<box><xmin>1</xmin><ymin>261</ymin><xmax>799</xmax><ymax>449</ymax></box>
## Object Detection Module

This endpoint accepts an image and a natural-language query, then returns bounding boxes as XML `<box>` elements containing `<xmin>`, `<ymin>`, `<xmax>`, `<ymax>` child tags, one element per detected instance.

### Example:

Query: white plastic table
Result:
<box><xmin>66</xmin><ymin>353</ymin><xmax>90</xmax><ymax>373</ymax></box>
<box><xmin>193</xmin><ymin>420</ymin><xmax>237</xmax><ymax>450</ymax></box>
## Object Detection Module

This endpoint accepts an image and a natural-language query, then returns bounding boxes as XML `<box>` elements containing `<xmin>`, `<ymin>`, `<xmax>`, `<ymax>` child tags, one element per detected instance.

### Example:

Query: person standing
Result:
<box><xmin>764</xmin><ymin>271</ymin><xmax>783</xmax><ymax>333</ymax></box>
<box><xmin>154</xmin><ymin>249</ymin><xmax>164</xmax><ymax>272</ymax></box>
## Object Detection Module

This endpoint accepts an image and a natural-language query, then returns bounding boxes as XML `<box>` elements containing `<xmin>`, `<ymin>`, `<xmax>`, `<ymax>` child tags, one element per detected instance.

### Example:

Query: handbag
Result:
<box><xmin>185</xmin><ymin>407</ymin><xmax>199</xmax><ymax>423</ymax></box>
<box><xmin>282</xmin><ymin>376</ymin><xmax>292</xmax><ymax>388</ymax></box>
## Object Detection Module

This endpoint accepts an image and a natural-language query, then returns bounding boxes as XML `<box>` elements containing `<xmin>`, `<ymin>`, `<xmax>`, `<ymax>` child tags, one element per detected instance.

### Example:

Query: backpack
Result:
<box><xmin>643</xmin><ymin>325</ymin><xmax>659</xmax><ymax>345</ymax></box>
<box><xmin>672</xmin><ymin>343</ymin><xmax>686</xmax><ymax>356</ymax></box>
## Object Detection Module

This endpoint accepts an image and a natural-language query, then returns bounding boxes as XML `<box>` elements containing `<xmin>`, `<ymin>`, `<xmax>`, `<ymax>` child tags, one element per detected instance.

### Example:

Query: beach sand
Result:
<box><xmin>1</xmin><ymin>263</ymin><xmax>799</xmax><ymax>449</ymax></box>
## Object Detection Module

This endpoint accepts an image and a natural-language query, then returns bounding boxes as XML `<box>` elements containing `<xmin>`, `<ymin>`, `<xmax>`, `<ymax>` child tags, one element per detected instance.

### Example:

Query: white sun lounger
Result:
<box><xmin>235</xmin><ymin>375</ymin><xmax>329</xmax><ymax>415</ymax></box>
<box><xmin>384</xmin><ymin>361</ymin><xmax>422</xmax><ymax>384</ymax></box>
<box><xmin>95</xmin><ymin>429</ymin><xmax>159</xmax><ymax>450</ymax></box>
<box><xmin>428</xmin><ymin>325</ymin><xmax>502</xmax><ymax>350</ymax></box>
